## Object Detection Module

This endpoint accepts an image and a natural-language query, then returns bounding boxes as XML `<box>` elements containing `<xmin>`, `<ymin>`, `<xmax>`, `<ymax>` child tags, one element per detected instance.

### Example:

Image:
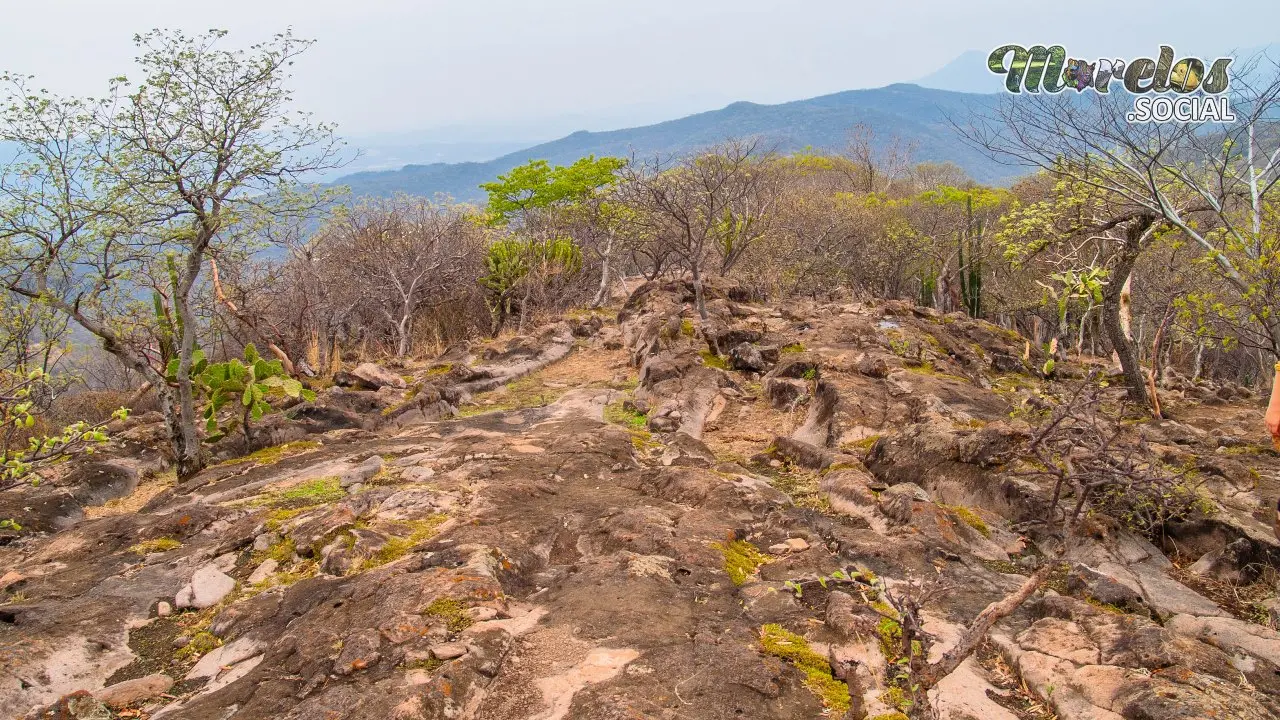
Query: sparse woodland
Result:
<box><xmin>4</xmin><ymin>28</ymin><xmax>1280</xmax><ymax>720</ymax></box>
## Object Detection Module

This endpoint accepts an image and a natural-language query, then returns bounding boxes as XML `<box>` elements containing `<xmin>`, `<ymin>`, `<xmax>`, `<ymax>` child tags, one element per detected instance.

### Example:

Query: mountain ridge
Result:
<box><xmin>329</xmin><ymin>83</ymin><xmax>1020</xmax><ymax>201</ymax></box>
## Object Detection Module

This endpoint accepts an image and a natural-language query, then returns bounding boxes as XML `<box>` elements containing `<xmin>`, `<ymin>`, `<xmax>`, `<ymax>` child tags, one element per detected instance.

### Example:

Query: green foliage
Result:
<box><xmin>699</xmin><ymin>350</ymin><xmax>729</xmax><ymax>370</ymax></box>
<box><xmin>480</xmin><ymin>236</ymin><xmax>583</xmax><ymax>334</ymax></box>
<box><xmin>603</xmin><ymin>400</ymin><xmax>647</xmax><ymax>430</ymax></box>
<box><xmin>942</xmin><ymin>505</ymin><xmax>991</xmax><ymax>537</ymax></box>
<box><xmin>365</xmin><ymin>516</ymin><xmax>446</xmax><ymax>569</ymax></box>
<box><xmin>712</xmin><ymin>539</ymin><xmax>769</xmax><ymax>585</ymax></box>
<box><xmin>782</xmin><ymin>567</ymin><xmax>877</xmax><ymax>599</ymax></box>
<box><xmin>198</xmin><ymin>344</ymin><xmax>314</xmax><ymax>447</ymax></box>
<box><xmin>225</xmin><ymin>440</ymin><xmax>322</xmax><ymax>467</ymax></box>
<box><xmin>480</xmin><ymin>156</ymin><xmax>626</xmax><ymax>227</ymax></box>
<box><xmin>759</xmin><ymin>624</ymin><xmax>852</xmax><ymax>714</ymax></box>
<box><xmin>266</xmin><ymin>477</ymin><xmax>345</xmax><ymax>507</ymax></box>
<box><xmin>1</xmin><ymin>368</ymin><xmax>126</xmax><ymax>486</ymax></box>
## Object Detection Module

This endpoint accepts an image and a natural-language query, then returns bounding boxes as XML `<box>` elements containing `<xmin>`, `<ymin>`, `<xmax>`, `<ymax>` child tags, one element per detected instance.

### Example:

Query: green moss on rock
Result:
<box><xmin>759</xmin><ymin>623</ymin><xmax>851</xmax><ymax>714</ymax></box>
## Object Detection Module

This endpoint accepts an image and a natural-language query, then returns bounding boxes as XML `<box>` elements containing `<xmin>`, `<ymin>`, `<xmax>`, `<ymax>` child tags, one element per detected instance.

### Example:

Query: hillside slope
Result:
<box><xmin>7</xmin><ymin>282</ymin><xmax>1280</xmax><ymax>720</ymax></box>
<box><xmin>331</xmin><ymin>84</ymin><xmax>1017</xmax><ymax>201</ymax></box>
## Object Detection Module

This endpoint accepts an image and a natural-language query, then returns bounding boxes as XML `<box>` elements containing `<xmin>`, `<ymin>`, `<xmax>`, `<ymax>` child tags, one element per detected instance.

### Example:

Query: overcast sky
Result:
<box><xmin>2</xmin><ymin>0</ymin><xmax>1277</xmax><ymax>142</ymax></box>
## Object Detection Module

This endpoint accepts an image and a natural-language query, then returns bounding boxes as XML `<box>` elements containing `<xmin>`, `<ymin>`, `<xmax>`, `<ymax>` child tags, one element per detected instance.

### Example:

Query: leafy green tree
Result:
<box><xmin>963</xmin><ymin>67</ymin><xmax>1280</xmax><ymax>369</ymax></box>
<box><xmin>0</xmin><ymin>29</ymin><xmax>343</xmax><ymax>478</ymax></box>
<box><xmin>482</xmin><ymin>156</ymin><xmax>625</xmax><ymax>308</ymax></box>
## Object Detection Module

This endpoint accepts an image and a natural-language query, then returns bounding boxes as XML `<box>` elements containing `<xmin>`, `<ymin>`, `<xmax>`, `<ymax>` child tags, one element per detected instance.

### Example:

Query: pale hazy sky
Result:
<box><xmin>2</xmin><ymin>0</ymin><xmax>1277</xmax><ymax>140</ymax></box>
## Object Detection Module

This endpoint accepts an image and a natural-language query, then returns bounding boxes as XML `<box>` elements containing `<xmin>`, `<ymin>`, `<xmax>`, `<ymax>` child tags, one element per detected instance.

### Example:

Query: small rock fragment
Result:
<box><xmin>247</xmin><ymin>558</ymin><xmax>278</xmax><ymax>585</ymax></box>
<box><xmin>430</xmin><ymin>642</ymin><xmax>469</xmax><ymax>660</ymax></box>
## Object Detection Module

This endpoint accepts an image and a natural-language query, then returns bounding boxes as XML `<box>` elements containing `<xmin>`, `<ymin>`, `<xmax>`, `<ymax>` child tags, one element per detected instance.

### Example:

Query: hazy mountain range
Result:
<box><xmin>330</xmin><ymin>83</ymin><xmax>1013</xmax><ymax>201</ymax></box>
<box><xmin>327</xmin><ymin>44</ymin><xmax>1280</xmax><ymax>201</ymax></box>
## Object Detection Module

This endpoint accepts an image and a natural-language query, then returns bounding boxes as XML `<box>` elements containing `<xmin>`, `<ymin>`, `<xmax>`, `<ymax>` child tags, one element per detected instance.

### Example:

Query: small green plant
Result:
<box><xmin>0</xmin><ymin>519</ymin><xmax>20</xmax><ymax>532</ymax></box>
<box><xmin>199</xmin><ymin>344</ymin><xmax>315</xmax><ymax>449</ymax></box>
<box><xmin>223</xmin><ymin>440</ymin><xmax>322</xmax><ymax>467</ymax></box>
<box><xmin>782</xmin><ymin>567</ymin><xmax>876</xmax><ymax>598</ymax></box>
<box><xmin>680</xmin><ymin>318</ymin><xmax>695</xmax><ymax>337</ymax></box>
<box><xmin>759</xmin><ymin>624</ymin><xmax>851</xmax><ymax>713</ymax></box>
<box><xmin>1</xmin><ymin>367</ymin><xmax>126</xmax><ymax>487</ymax></box>
<box><xmin>711</xmin><ymin>539</ymin><xmax>769</xmax><ymax>585</ymax></box>
<box><xmin>365</xmin><ymin>516</ymin><xmax>447</xmax><ymax>569</ymax></box>
<box><xmin>176</xmin><ymin>630</ymin><xmax>222</xmax><ymax>660</ymax></box>
<box><xmin>780</xmin><ymin>343</ymin><xmax>806</xmax><ymax>354</ymax></box>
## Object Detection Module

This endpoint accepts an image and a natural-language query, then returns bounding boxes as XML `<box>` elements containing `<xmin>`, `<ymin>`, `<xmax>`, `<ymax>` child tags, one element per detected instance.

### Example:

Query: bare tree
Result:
<box><xmin>318</xmin><ymin>196</ymin><xmax>481</xmax><ymax>358</ymax></box>
<box><xmin>618</xmin><ymin>140</ymin><xmax>783</xmax><ymax>318</ymax></box>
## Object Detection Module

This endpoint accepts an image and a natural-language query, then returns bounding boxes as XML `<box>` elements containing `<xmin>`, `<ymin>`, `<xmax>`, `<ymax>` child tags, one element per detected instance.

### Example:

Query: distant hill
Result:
<box><xmin>328</xmin><ymin>84</ymin><xmax>1019</xmax><ymax>201</ymax></box>
<box><xmin>916</xmin><ymin>50</ymin><xmax>997</xmax><ymax>94</ymax></box>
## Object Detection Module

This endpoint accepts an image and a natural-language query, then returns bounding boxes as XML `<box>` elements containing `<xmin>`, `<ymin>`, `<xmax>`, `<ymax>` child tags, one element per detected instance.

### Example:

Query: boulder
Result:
<box><xmin>339</xmin><ymin>455</ymin><xmax>385</xmax><ymax>489</ymax></box>
<box><xmin>175</xmin><ymin>564</ymin><xmax>236</xmax><ymax>610</ymax></box>
<box><xmin>94</xmin><ymin>674</ymin><xmax>174</xmax><ymax>709</ymax></box>
<box><xmin>878</xmin><ymin>482</ymin><xmax>929</xmax><ymax>525</ymax></box>
<box><xmin>764</xmin><ymin>377</ymin><xmax>807</xmax><ymax>410</ymax></box>
<box><xmin>338</xmin><ymin>363</ymin><xmax>407</xmax><ymax>390</ymax></box>
<box><xmin>728</xmin><ymin>342</ymin><xmax>768</xmax><ymax>373</ymax></box>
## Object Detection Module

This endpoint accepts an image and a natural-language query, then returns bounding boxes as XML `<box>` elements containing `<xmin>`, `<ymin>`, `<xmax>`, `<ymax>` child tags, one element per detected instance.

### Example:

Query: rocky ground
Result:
<box><xmin>3</xmin><ymin>280</ymin><xmax>1280</xmax><ymax>720</ymax></box>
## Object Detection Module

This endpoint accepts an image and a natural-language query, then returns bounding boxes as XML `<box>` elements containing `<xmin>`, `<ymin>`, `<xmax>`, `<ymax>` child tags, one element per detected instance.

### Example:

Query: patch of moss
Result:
<box><xmin>879</xmin><ymin>685</ymin><xmax>914</xmax><ymax>713</ymax></box>
<box><xmin>365</xmin><ymin>516</ymin><xmax>447</xmax><ymax>569</ymax></box>
<box><xmin>424</xmin><ymin>597</ymin><xmax>474</xmax><ymax>633</ymax></box>
<box><xmin>128</xmin><ymin>538</ymin><xmax>182</xmax><ymax>555</ymax></box>
<box><xmin>264</xmin><ymin>506</ymin><xmax>311</xmax><ymax>531</ymax></box>
<box><xmin>943</xmin><ymin>505</ymin><xmax>991</xmax><ymax>538</ymax></box>
<box><xmin>270</xmin><ymin>477</ymin><xmax>345</xmax><ymax>506</ymax></box>
<box><xmin>175</xmin><ymin>630</ymin><xmax>221</xmax><ymax>661</ymax></box>
<box><xmin>869</xmin><ymin>714</ymin><xmax>910</xmax><ymax>720</ymax></box>
<box><xmin>712</xmin><ymin>539</ymin><xmax>770</xmax><ymax>585</ymax></box>
<box><xmin>842</xmin><ymin>435</ymin><xmax>881</xmax><ymax>454</ymax></box>
<box><xmin>603</xmin><ymin>400</ymin><xmax>647</xmax><ymax>430</ymax></box>
<box><xmin>699</xmin><ymin>350</ymin><xmax>729</xmax><ymax>370</ymax></box>
<box><xmin>877</xmin><ymin>616</ymin><xmax>903</xmax><ymax>660</ymax></box>
<box><xmin>780</xmin><ymin>343</ymin><xmax>806</xmax><ymax>354</ymax></box>
<box><xmin>680</xmin><ymin>318</ymin><xmax>696</xmax><ymax>337</ymax></box>
<box><xmin>262</xmin><ymin>537</ymin><xmax>296</xmax><ymax>564</ymax></box>
<box><xmin>401</xmin><ymin>656</ymin><xmax>445</xmax><ymax>672</ymax></box>
<box><xmin>222</xmin><ymin>440</ymin><xmax>321</xmax><ymax>467</ymax></box>
<box><xmin>759</xmin><ymin>624</ymin><xmax>851</xmax><ymax>714</ymax></box>
<box><xmin>425</xmin><ymin>363</ymin><xmax>453</xmax><ymax>377</ymax></box>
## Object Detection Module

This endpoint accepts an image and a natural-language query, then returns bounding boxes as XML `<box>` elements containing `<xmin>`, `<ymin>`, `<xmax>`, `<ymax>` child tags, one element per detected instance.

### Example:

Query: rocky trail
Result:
<box><xmin>4</xmin><ymin>280</ymin><xmax>1280</xmax><ymax>720</ymax></box>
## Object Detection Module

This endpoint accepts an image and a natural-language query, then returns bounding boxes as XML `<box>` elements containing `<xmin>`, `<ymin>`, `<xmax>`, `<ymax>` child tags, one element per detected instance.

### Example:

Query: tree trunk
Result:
<box><xmin>173</xmin><ymin>293</ymin><xmax>205</xmax><ymax>480</ymax></box>
<box><xmin>1103</xmin><ymin>222</ymin><xmax>1152</xmax><ymax>409</ymax></box>
<box><xmin>691</xmin><ymin>265</ymin><xmax>708</xmax><ymax>320</ymax></box>
<box><xmin>592</xmin><ymin>232</ymin><xmax>614</xmax><ymax>308</ymax></box>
